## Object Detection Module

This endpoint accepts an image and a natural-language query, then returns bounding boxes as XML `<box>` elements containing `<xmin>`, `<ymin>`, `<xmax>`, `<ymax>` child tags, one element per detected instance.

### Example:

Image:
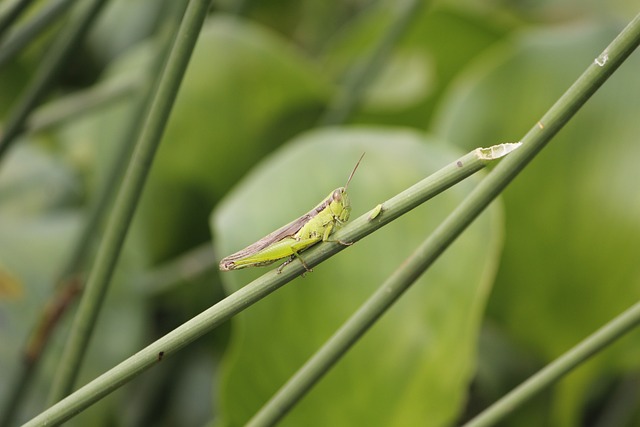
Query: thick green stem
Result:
<box><xmin>47</xmin><ymin>0</ymin><xmax>210</xmax><ymax>404</ymax></box>
<box><xmin>0</xmin><ymin>11</ymin><xmax>184</xmax><ymax>427</ymax></box>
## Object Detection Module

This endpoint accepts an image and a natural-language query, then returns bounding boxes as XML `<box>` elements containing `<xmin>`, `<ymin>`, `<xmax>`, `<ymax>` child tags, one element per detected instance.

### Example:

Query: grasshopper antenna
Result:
<box><xmin>345</xmin><ymin>152</ymin><xmax>365</xmax><ymax>190</ymax></box>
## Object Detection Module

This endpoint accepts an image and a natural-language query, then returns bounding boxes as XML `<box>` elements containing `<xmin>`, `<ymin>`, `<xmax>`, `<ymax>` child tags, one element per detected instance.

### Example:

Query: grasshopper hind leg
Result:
<box><xmin>276</xmin><ymin>250</ymin><xmax>312</xmax><ymax>274</ymax></box>
<box><xmin>276</xmin><ymin>256</ymin><xmax>294</xmax><ymax>274</ymax></box>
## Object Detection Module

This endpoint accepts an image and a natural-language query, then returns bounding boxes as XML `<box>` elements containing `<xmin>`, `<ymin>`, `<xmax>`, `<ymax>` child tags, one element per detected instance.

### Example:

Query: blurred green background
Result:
<box><xmin>1</xmin><ymin>0</ymin><xmax>639</xmax><ymax>426</ymax></box>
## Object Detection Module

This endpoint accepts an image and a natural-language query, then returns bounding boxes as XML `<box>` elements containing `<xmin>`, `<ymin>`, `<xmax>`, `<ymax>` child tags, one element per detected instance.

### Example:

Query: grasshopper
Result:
<box><xmin>219</xmin><ymin>153</ymin><xmax>365</xmax><ymax>273</ymax></box>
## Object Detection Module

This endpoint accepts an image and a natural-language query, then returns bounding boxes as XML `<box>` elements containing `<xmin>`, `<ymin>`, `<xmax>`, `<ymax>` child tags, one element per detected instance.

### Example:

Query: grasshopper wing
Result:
<box><xmin>221</xmin><ymin>213</ymin><xmax>312</xmax><ymax>264</ymax></box>
<box><xmin>219</xmin><ymin>191</ymin><xmax>334</xmax><ymax>269</ymax></box>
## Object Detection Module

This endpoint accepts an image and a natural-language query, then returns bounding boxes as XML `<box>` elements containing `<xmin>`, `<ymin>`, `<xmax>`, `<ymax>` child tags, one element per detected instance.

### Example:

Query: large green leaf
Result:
<box><xmin>433</xmin><ymin>22</ymin><xmax>640</xmax><ymax>425</ymax></box>
<box><xmin>211</xmin><ymin>127</ymin><xmax>503</xmax><ymax>426</ymax></box>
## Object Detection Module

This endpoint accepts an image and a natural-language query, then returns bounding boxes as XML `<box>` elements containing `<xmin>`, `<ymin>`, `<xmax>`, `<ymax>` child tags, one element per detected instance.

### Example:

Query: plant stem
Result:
<box><xmin>0</xmin><ymin>0</ymin><xmax>76</xmax><ymax>68</ymax></box>
<box><xmin>463</xmin><ymin>301</ymin><xmax>640</xmax><ymax>427</ymax></box>
<box><xmin>0</xmin><ymin>0</ymin><xmax>37</xmax><ymax>42</ymax></box>
<box><xmin>318</xmin><ymin>0</ymin><xmax>424</xmax><ymax>126</ymax></box>
<box><xmin>46</xmin><ymin>0</ymin><xmax>210</xmax><ymax>404</ymax></box>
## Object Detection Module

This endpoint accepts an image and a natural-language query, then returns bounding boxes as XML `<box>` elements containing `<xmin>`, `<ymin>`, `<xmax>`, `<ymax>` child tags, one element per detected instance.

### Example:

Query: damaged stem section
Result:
<box><xmin>332</xmin><ymin>140</ymin><xmax>522</xmax><ymax>247</ymax></box>
<box><xmin>455</xmin><ymin>142</ymin><xmax>522</xmax><ymax>170</ymax></box>
<box><xmin>476</xmin><ymin>142</ymin><xmax>522</xmax><ymax>161</ymax></box>
<box><xmin>364</xmin><ymin>142</ymin><xmax>521</xmax><ymax>224</ymax></box>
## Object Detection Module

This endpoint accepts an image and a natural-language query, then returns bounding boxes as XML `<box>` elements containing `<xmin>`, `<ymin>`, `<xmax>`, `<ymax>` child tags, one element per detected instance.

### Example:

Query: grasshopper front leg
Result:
<box><xmin>322</xmin><ymin>218</ymin><xmax>353</xmax><ymax>246</ymax></box>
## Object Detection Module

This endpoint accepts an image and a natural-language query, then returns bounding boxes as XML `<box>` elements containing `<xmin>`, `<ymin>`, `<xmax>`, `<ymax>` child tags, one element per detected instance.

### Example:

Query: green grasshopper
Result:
<box><xmin>219</xmin><ymin>153</ymin><xmax>365</xmax><ymax>273</ymax></box>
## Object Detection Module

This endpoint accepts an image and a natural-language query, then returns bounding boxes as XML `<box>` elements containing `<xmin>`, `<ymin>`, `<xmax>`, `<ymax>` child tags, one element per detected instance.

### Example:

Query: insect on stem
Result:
<box><xmin>219</xmin><ymin>152</ymin><xmax>366</xmax><ymax>273</ymax></box>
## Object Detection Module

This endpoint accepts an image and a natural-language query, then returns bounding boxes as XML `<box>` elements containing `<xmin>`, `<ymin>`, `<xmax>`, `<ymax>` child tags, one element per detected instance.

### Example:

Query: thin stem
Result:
<box><xmin>0</xmin><ymin>0</ymin><xmax>37</xmax><ymax>42</ymax></box>
<box><xmin>463</xmin><ymin>301</ymin><xmax>640</xmax><ymax>427</ymax></box>
<box><xmin>47</xmin><ymin>0</ymin><xmax>210</xmax><ymax>403</ymax></box>
<box><xmin>0</xmin><ymin>0</ymin><xmax>77</xmax><ymax>69</ymax></box>
<box><xmin>318</xmin><ymin>0</ymin><xmax>424</xmax><ymax>126</ymax></box>
<box><xmin>0</xmin><ymin>0</ymin><xmax>107</xmax><ymax>162</ymax></box>
<box><xmin>23</xmin><ymin>142</ymin><xmax>498</xmax><ymax>427</ymax></box>
<box><xmin>246</xmin><ymin>13</ymin><xmax>640</xmax><ymax>427</ymax></box>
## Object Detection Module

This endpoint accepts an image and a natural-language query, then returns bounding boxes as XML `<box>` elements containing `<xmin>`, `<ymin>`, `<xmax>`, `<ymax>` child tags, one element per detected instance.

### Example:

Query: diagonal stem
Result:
<box><xmin>46</xmin><ymin>0</ymin><xmax>211</xmax><ymax>404</ymax></box>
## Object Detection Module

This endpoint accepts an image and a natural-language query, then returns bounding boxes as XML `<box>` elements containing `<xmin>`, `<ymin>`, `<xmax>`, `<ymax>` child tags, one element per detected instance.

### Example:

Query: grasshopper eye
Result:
<box><xmin>333</xmin><ymin>188</ymin><xmax>343</xmax><ymax>200</ymax></box>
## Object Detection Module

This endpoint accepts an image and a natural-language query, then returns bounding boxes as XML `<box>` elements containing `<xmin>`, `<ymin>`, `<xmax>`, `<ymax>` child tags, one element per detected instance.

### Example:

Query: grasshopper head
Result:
<box><xmin>331</xmin><ymin>187</ymin><xmax>351</xmax><ymax>222</ymax></box>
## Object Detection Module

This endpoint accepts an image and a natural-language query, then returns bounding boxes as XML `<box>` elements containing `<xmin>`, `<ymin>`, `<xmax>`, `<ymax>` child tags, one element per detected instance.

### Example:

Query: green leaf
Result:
<box><xmin>0</xmin><ymin>142</ymin><xmax>78</xmax><ymax>216</ymax></box>
<box><xmin>87</xmin><ymin>0</ymin><xmax>165</xmax><ymax>63</ymax></box>
<box><xmin>211</xmin><ymin>126</ymin><xmax>503</xmax><ymax>426</ymax></box>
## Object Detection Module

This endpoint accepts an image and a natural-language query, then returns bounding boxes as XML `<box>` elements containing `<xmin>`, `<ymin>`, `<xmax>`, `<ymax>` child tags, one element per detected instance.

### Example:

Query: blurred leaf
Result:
<box><xmin>433</xmin><ymin>22</ymin><xmax>640</xmax><ymax>425</ymax></box>
<box><xmin>0</xmin><ymin>142</ymin><xmax>149</xmax><ymax>424</ymax></box>
<box><xmin>361</xmin><ymin>48</ymin><xmax>435</xmax><ymax>112</ymax></box>
<box><xmin>87</xmin><ymin>0</ymin><xmax>168</xmax><ymax>64</ymax></box>
<box><xmin>0</xmin><ymin>213</ymin><xmax>76</xmax><ymax>419</ymax></box>
<box><xmin>440</xmin><ymin>0</ymin><xmax>637</xmax><ymax>23</ymax></box>
<box><xmin>320</xmin><ymin>4</ymin><xmax>511</xmax><ymax>126</ymax></box>
<box><xmin>0</xmin><ymin>209</ymin><xmax>148</xmax><ymax>425</ymax></box>
<box><xmin>0</xmin><ymin>142</ymin><xmax>79</xmax><ymax>216</ymax></box>
<box><xmin>211</xmin><ymin>127</ymin><xmax>503</xmax><ymax>426</ymax></box>
<box><xmin>0</xmin><ymin>61</ymin><xmax>30</xmax><ymax>116</ymax></box>
<box><xmin>234</xmin><ymin>0</ymin><xmax>373</xmax><ymax>52</ymax></box>
<box><xmin>0</xmin><ymin>263</ymin><xmax>23</xmax><ymax>300</ymax></box>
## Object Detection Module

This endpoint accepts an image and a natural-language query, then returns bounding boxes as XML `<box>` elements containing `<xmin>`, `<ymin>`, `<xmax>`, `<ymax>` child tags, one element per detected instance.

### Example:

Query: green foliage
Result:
<box><xmin>1</xmin><ymin>0</ymin><xmax>639</xmax><ymax>426</ymax></box>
